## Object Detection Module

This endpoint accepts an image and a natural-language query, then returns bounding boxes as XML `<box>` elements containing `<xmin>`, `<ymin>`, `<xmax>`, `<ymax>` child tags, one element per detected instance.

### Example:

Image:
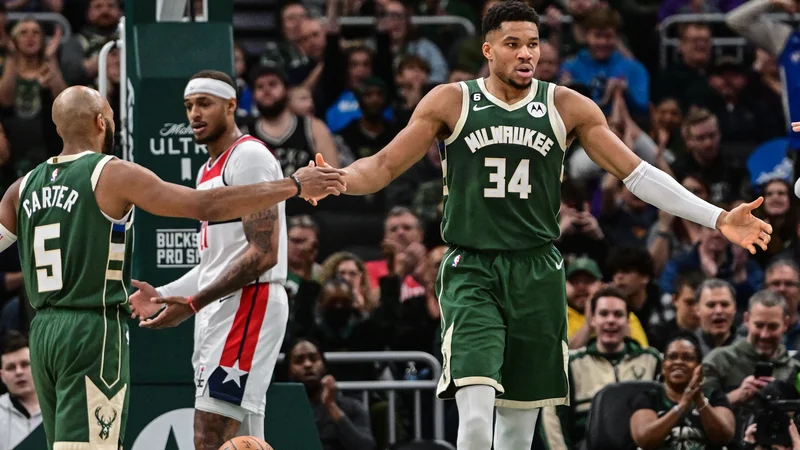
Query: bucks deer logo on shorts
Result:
<box><xmin>95</xmin><ymin>406</ymin><xmax>118</xmax><ymax>440</ymax></box>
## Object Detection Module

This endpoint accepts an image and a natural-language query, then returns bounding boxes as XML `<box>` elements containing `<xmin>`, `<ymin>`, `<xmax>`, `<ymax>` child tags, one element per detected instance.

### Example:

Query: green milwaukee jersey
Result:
<box><xmin>16</xmin><ymin>152</ymin><xmax>133</xmax><ymax>310</ymax></box>
<box><xmin>440</xmin><ymin>78</ymin><xmax>567</xmax><ymax>251</ymax></box>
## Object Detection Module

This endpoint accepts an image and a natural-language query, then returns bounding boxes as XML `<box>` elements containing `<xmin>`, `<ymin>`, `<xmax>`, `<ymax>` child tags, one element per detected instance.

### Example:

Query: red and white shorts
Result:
<box><xmin>191</xmin><ymin>282</ymin><xmax>288</xmax><ymax>419</ymax></box>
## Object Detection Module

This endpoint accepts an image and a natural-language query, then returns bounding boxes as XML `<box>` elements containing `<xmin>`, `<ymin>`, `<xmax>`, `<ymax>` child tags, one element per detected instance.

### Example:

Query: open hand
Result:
<box><xmin>139</xmin><ymin>296</ymin><xmax>195</xmax><ymax>329</ymax></box>
<box><xmin>129</xmin><ymin>279</ymin><xmax>162</xmax><ymax>320</ymax></box>
<box><xmin>320</xmin><ymin>374</ymin><xmax>338</xmax><ymax>406</ymax></box>
<box><xmin>292</xmin><ymin>156</ymin><xmax>346</xmax><ymax>205</ymax></box>
<box><xmin>717</xmin><ymin>197</ymin><xmax>772</xmax><ymax>254</ymax></box>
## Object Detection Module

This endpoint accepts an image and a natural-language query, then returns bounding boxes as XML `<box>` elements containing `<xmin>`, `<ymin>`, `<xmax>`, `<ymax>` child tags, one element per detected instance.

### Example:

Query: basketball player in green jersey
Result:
<box><xmin>313</xmin><ymin>1</ymin><xmax>772</xmax><ymax>449</ymax></box>
<box><xmin>0</xmin><ymin>86</ymin><xmax>345</xmax><ymax>450</ymax></box>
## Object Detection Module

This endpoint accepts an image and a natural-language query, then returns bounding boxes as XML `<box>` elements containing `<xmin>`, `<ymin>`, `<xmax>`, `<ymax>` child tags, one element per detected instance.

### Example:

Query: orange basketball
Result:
<box><xmin>218</xmin><ymin>436</ymin><xmax>273</xmax><ymax>450</ymax></box>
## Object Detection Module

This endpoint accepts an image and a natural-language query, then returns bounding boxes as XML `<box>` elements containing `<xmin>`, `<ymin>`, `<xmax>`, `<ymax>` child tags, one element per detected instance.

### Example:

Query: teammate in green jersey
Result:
<box><xmin>0</xmin><ymin>85</ymin><xmax>345</xmax><ymax>450</ymax></box>
<box><xmin>314</xmin><ymin>1</ymin><xmax>772</xmax><ymax>449</ymax></box>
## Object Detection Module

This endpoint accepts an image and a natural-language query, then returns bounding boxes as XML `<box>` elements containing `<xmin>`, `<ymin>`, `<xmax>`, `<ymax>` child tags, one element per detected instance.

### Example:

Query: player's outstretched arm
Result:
<box><xmin>0</xmin><ymin>178</ymin><xmax>21</xmax><ymax>253</ymax></box>
<box><xmin>559</xmin><ymin>86</ymin><xmax>772</xmax><ymax>254</ymax></box>
<box><xmin>98</xmin><ymin>159</ymin><xmax>346</xmax><ymax>221</ymax></box>
<box><xmin>341</xmin><ymin>83</ymin><xmax>458</xmax><ymax>195</ymax></box>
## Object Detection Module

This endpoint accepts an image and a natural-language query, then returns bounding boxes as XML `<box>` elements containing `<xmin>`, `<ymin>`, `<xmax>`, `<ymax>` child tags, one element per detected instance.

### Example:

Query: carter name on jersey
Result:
<box><xmin>22</xmin><ymin>185</ymin><xmax>79</xmax><ymax>218</ymax></box>
<box><xmin>464</xmin><ymin>126</ymin><xmax>555</xmax><ymax>156</ymax></box>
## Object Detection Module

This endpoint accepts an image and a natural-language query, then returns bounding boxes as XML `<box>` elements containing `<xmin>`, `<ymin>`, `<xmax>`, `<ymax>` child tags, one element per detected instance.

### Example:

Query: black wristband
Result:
<box><xmin>290</xmin><ymin>174</ymin><xmax>302</xmax><ymax>197</ymax></box>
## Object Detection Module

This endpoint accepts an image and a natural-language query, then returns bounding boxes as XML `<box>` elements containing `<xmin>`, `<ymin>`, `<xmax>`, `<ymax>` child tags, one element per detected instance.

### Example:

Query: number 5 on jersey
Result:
<box><xmin>34</xmin><ymin>224</ymin><xmax>62</xmax><ymax>292</ymax></box>
<box><xmin>484</xmin><ymin>158</ymin><xmax>532</xmax><ymax>199</ymax></box>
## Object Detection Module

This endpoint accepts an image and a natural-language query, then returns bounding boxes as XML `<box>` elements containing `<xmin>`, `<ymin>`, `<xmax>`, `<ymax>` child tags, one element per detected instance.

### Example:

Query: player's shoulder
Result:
<box><xmin>231</xmin><ymin>136</ymin><xmax>277</xmax><ymax>162</ymax></box>
<box><xmin>426</xmin><ymin>82</ymin><xmax>464</xmax><ymax>102</ymax></box>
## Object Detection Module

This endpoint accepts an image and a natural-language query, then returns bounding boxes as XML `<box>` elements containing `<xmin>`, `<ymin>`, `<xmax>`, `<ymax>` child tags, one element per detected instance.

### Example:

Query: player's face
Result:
<box><xmin>288</xmin><ymin>341</ymin><xmax>325</xmax><ymax>386</ymax></box>
<box><xmin>672</xmin><ymin>285</ymin><xmax>700</xmax><ymax>330</ymax></box>
<box><xmin>184</xmin><ymin>94</ymin><xmax>229</xmax><ymax>145</ymax></box>
<box><xmin>0</xmin><ymin>348</ymin><xmax>34</xmax><ymax>398</ymax></box>
<box><xmin>590</xmin><ymin>296</ymin><xmax>627</xmax><ymax>348</ymax></box>
<box><xmin>698</xmin><ymin>287</ymin><xmax>735</xmax><ymax>336</ymax></box>
<box><xmin>483</xmin><ymin>21</ymin><xmax>540</xmax><ymax>90</ymax></box>
<box><xmin>253</xmin><ymin>74</ymin><xmax>288</xmax><ymax>120</ymax></box>
<box><xmin>663</xmin><ymin>339</ymin><xmax>699</xmax><ymax>388</ymax></box>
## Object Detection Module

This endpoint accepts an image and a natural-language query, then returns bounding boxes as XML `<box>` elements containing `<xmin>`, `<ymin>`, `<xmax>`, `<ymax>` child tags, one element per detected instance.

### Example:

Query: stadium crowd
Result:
<box><xmin>3</xmin><ymin>0</ymin><xmax>800</xmax><ymax>449</ymax></box>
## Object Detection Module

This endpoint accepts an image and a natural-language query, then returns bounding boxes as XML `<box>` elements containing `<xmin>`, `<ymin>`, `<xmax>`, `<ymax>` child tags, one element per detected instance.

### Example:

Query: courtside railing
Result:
<box><xmin>278</xmin><ymin>350</ymin><xmax>449</xmax><ymax>447</ymax></box>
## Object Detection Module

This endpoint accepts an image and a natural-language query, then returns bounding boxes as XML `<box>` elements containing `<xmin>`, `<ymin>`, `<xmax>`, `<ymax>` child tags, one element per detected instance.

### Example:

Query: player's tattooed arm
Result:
<box><xmin>190</xmin><ymin>206</ymin><xmax>280</xmax><ymax>310</ymax></box>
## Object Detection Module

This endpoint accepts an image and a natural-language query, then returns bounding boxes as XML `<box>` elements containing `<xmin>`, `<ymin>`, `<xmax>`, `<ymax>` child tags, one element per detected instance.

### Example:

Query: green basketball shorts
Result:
<box><xmin>435</xmin><ymin>244</ymin><xmax>569</xmax><ymax>409</ymax></box>
<box><xmin>29</xmin><ymin>307</ymin><xmax>130</xmax><ymax>450</ymax></box>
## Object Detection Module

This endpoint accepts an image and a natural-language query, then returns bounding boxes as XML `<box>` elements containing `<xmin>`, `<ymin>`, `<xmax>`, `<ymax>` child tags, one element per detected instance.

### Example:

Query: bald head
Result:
<box><xmin>53</xmin><ymin>86</ymin><xmax>115</xmax><ymax>154</ymax></box>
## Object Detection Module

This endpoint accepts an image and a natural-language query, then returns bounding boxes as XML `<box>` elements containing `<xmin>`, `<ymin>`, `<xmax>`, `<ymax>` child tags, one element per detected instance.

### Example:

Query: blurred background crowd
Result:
<box><xmin>3</xmin><ymin>0</ymin><xmax>800</xmax><ymax>449</ymax></box>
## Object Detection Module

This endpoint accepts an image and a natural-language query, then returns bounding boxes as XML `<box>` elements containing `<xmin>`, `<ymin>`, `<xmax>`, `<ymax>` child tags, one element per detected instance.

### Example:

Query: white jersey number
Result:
<box><xmin>484</xmin><ymin>158</ymin><xmax>532</xmax><ymax>199</ymax></box>
<box><xmin>34</xmin><ymin>224</ymin><xmax>63</xmax><ymax>292</ymax></box>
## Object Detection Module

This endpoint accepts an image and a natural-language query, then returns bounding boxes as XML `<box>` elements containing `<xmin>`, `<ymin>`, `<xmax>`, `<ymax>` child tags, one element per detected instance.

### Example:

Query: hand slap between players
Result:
<box><xmin>139</xmin><ymin>296</ymin><xmax>195</xmax><ymax>329</ymax></box>
<box><xmin>716</xmin><ymin>197</ymin><xmax>773</xmax><ymax>255</ymax></box>
<box><xmin>291</xmin><ymin>159</ymin><xmax>346</xmax><ymax>205</ymax></box>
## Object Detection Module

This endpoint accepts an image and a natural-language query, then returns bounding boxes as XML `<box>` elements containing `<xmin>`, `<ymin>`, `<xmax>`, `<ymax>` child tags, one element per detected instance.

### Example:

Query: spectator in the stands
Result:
<box><xmin>647</xmin><ymin>95</ymin><xmax>685</xmax><ymax>158</ymax></box>
<box><xmin>653</xmin><ymin>23</ymin><xmax>714</xmax><ymax>112</ymax></box>
<box><xmin>286</xmin><ymin>338</ymin><xmax>377</xmax><ymax>450</ymax></box>
<box><xmin>566</xmin><ymin>256</ymin><xmax>650</xmax><ymax>349</ymax></box>
<box><xmin>448</xmin><ymin>65</ymin><xmax>475</xmax><ymax>83</ymax></box>
<box><xmin>660</xmin><ymin>223</ymin><xmax>763</xmax><ymax>309</ymax></box>
<box><xmin>557</xmin><ymin>180</ymin><xmax>608</xmax><ymax>264</ymax></box>
<box><xmin>753</xmin><ymin>178</ymin><xmax>797</xmax><ymax>267</ymax></box>
<box><xmin>394</xmin><ymin>55</ymin><xmax>432</xmax><ymax>126</ymax></box>
<box><xmin>382</xmin><ymin>0</ymin><xmax>448</xmax><ymax>84</ymax></box>
<box><xmin>286</xmin><ymin>215</ymin><xmax>321</xmax><ymax>297</ymax></box>
<box><xmin>366</xmin><ymin>207</ymin><xmax>427</xmax><ymax>300</ymax></box>
<box><xmin>658</xmin><ymin>0</ymin><xmax>745</xmax><ymax>22</ymax></box>
<box><xmin>288</xmin><ymin>85</ymin><xmax>315</xmax><ymax>117</ymax></box>
<box><xmin>534</xmin><ymin>41</ymin><xmax>560</xmax><ymax>83</ymax></box>
<box><xmin>60</xmin><ymin>0</ymin><xmax>120</xmax><ymax>87</ymax></box>
<box><xmin>598</xmin><ymin>172</ymin><xmax>657</xmax><ymax>248</ymax></box>
<box><xmin>608</xmin><ymin>246</ymin><xmax>664</xmax><ymax>332</ymax></box>
<box><xmin>338</xmin><ymin>76</ymin><xmax>397</xmax><ymax>169</ymax></box>
<box><xmin>630</xmin><ymin>333</ymin><xmax>735</xmax><ymax>450</ymax></box>
<box><xmin>0</xmin><ymin>331</ymin><xmax>41</xmax><ymax>450</ymax></box>
<box><xmin>287</xmin><ymin>16</ymin><xmax>328</xmax><ymax>88</ymax></box>
<box><xmin>695</xmin><ymin>279</ymin><xmax>739</xmax><ymax>356</ymax></box>
<box><xmin>234</xmin><ymin>42</ymin><xmax>254</xmax><ymax>119</ymax></box>
<box><xmin>649</xmin><ymin>272</ymin><xmax>704</xmax><ymax>352</ymax></box>
<box><xmin>560</xmin><ymin>6</ymin><xmax>649</xmax><ymax>116</ymax></box>
<box><xmin>260</xmin><ymin>1</ymin><xmax>308</xmax><ymax>74</ymax></box>
<box><xmin>319</xmin><ymin>252</ymin><xmax>378</xmax><ymax>315</ymax></box>
<box><xmin>762</xmin><ymin>259</ymin><xmax>800</xmax><ymax>350</ymax></box>
<box><xmin>0</xmin><ymin>18</ymin><xmax>66</xmax><ymax>175</ymax></box>
<box><xmin>671</xmin><ymin>108</ymin><xmax>748</xmax><ymax>206</ymax></box>
<box><xmin>5</xmin><ymin>0</ymin><xmax>61</xmax><ymax>12</ymax></box>
<box><xmin>647</xmin><ymin>174</ymin><xmax>708</xmax><ymax>274</ymax></box>
<box><xmin>703</xmin><ymin>290</ymin><xmax>800</xmax><ymax>441</ymax></box>
<box><xmin>243</xmin><ymin>64</ymin><xmax>339</xmax><ymax>215</ymax></box>
<box><xmin>544</xmin><ymin>286</ymin><xmax>662</xmax><ymax>450</ymax></box>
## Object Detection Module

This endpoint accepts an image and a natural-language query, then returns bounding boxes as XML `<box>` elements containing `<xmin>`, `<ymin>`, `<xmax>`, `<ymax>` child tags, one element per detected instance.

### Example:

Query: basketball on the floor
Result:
<box><xmin>218</xmin><ymin>436</ymin><xmax>273</xmax><ymax>450</ymax></box>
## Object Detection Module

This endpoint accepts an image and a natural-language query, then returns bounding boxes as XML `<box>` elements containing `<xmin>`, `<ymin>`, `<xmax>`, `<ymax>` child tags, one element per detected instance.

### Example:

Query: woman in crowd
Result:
<box><xmin>754</xmin><ymin>178</ymin><xmax>797</xmax><ymax>267</ymax></box>
<box><xmin>319</xmin><ymin>252</ymin><xmax>378</xmax><ymax>314</ymax></box>
<box><xmin>630</xmin><ymin>333</ymin><xmax>735</xmax><ymax>450</ymax></box>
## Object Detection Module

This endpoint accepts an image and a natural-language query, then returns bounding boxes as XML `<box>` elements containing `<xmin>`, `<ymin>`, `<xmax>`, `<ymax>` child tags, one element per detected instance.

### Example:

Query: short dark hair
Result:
<box><xmin>189</xmin><ymin>70</ymin><xmax>236</xmax><ymax>90</ymax></box>
<box><xmin>284</xmin><ymin>337</ymin><xmax>327</xmax><ymax>380</ymax></box>
<box><xmin>590</xmin><ymin>286</ymin><xmax>628</xmax><ymax>315</ymax></box>
<box><xmin>748</xmin><ymin>289</ymin><xmax>789</xmax><ymax>316</ymax></box>
<box><xmin>606</xmin><ymin>246</ymin><xmax>654</xmax><ymax>278</ymax></box>
<box><xmin>481</xmin><ymin>0</ymin><xmax>540</xmax><ymax>39</ymax></box>
<box><xmin>287</xmin><ymin>215</ymin><xmax>320</xmax><ymax>237</ymax></box>
<box><xmin>673</xmin><ymin>271</ymin><xmax>705</xmax><ymax>296</ymax></box>
<box><xmin>398</xmin><ymin>54</ymin><xmax>431</xmax><ymax>75</ymax></box>
<box><xmin>664</xmin><ymin>331</ymin><xmax>703</xmax><ymax>361</ymax></box>
<box><xmin>248</xmin><ymin>64</ymin><xmax>287</xmax><ymax>87</ymax></box>
<box><xmin>1</xmin><ymin>331</ymin><xmax>28</xmax><ymax>360</ymax></box>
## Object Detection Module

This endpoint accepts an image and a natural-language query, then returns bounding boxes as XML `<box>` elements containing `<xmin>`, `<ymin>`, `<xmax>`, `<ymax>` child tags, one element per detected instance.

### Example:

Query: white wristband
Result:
<box><xmin>623</xmin><ymin>161</ymin><xmax>724</xmax><ymax>230</ymax></box>
<box><xmin>0</xmin><ymin>222</ymin><xmax>17</xmax><ymax>253</ymax></box>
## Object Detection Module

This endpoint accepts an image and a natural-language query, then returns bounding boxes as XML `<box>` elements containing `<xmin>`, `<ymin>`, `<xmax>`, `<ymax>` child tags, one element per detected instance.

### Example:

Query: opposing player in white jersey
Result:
<box><xmin>130</xmin><ymin>70</ymin><xmax>291</xmax><ymax>449</ymax></box>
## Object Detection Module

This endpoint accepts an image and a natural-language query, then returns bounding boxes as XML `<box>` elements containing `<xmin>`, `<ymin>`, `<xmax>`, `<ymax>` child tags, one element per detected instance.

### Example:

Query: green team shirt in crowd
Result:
<box><xmin>16</xmin><ymin>152</ymin><xmax>133</xmax><ymax>310</ymax></box>
<box><xmin>440</xmin><ymin>78</ymin><xmax>567</xmax><ymax>251</ymax></box>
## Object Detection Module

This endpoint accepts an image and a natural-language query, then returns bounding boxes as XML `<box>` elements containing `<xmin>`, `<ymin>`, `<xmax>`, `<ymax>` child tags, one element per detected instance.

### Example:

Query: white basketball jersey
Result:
<box><xmin>195</xmin><ymin>135</ymin><xmax>287</xmax><ymax>290</ymax></box>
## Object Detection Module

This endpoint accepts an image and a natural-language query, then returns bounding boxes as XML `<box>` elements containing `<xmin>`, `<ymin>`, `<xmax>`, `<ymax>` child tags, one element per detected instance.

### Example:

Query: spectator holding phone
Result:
<box><xmin>703</xmin><ymin>290</ymin><xmax>800</xmax><ymax>442</ymax></box>
<box><xmin>743</xmin><ymin>421</ymin><xmax>800</xmax><ymax>450</ymax></box>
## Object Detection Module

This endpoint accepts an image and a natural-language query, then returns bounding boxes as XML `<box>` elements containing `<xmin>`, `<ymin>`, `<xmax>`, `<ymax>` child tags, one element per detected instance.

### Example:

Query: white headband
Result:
<box><xmin>184</xmin><ymin>77</ymin><xmax>237</xmax><ymax>100</ymax></box>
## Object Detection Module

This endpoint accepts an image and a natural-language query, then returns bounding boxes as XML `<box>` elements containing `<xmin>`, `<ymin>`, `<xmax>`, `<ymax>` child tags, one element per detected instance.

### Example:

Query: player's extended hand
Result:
<box><xmin>292</xmin><ymin>155</ymin><xmax>346</xmax><ymax>205</ymax></box>
<box><xmin>303</xmin><ymin>153</ymin><xmax>339</xmax><ymax>206</ymax></box>
<box><xmin>129</xmin><ymin>279</ymin><xmax>162</xmax><ymax>320</ymax></box>
<box><xmin>793</xmin><ymin>121</ymin><xmax>800</xmax><ymax>133</ymax></box>
<box><xmin>717</xmin><ymin>197</ymin><xmax>773</xmax><ymax>255</ymax></box>
<box><xmin>139</xmin><ymin>296</ymin><xmax>194</xmax><ymax>329</ymax></box>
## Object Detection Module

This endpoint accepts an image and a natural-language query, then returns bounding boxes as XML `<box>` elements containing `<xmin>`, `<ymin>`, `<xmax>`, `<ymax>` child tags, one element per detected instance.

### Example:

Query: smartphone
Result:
<box><xmin>754</xmin><ymin>361</ymin><xmax>774</xmax><ymax>378</ymax></box>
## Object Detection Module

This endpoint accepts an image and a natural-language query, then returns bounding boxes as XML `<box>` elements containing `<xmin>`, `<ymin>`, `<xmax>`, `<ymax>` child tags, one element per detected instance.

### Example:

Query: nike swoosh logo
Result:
<box><xmin>473</xmin><ymin>104</ymin><xmax>494</xmax><ymax>111</ymax></box>
<box><xmin>555</xmin><ymin>260</ymin><xmax>564</xmax><ymax>270</ymax></box>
